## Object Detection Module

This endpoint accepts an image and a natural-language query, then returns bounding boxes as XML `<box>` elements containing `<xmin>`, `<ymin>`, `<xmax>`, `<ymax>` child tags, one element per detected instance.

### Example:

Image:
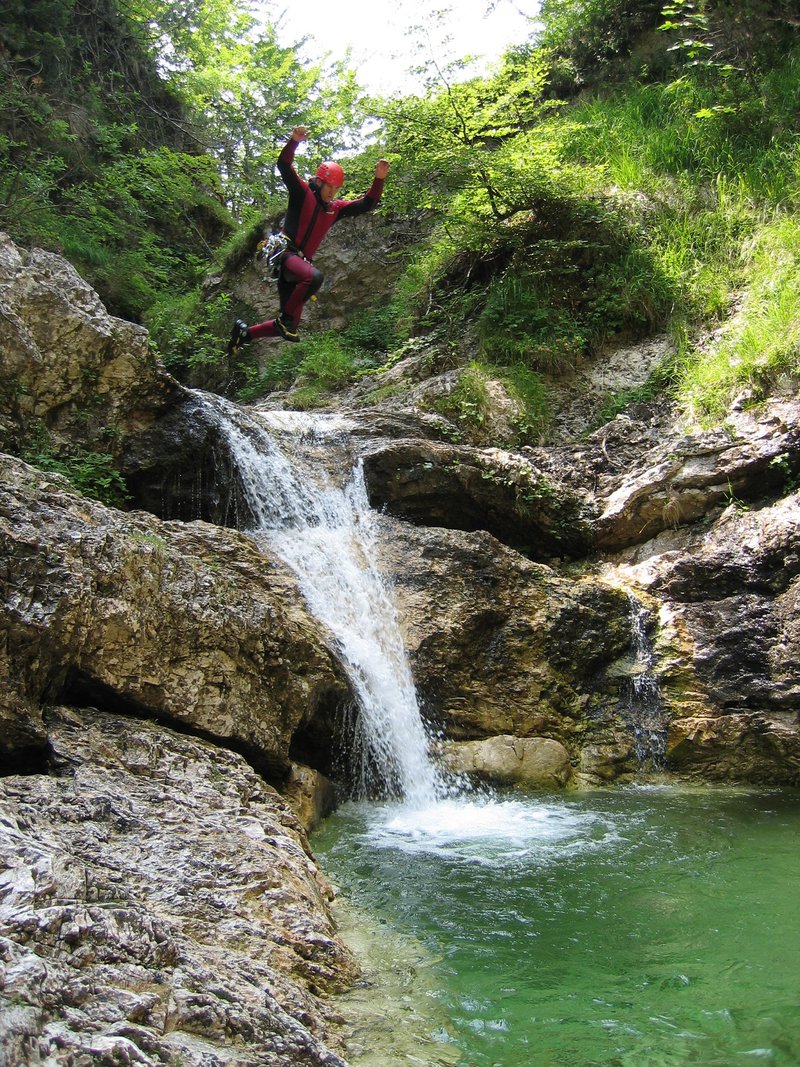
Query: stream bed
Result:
<box><xmin>314</xmin><ymin>784</ymin><xmax>800</xmax><ymax>1066</ymax></box>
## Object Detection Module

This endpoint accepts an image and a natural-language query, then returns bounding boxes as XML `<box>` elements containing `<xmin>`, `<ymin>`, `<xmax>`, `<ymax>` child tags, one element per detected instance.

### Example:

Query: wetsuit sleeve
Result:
<box><xmin>335</xmin><ymin>177</ymin><xmax>385</xmax><ymax>220</ymax></box>
<box><xmin>276</xmin><ymin>137</ymin><xmax>305</xmax><ymax>196</ymax></box>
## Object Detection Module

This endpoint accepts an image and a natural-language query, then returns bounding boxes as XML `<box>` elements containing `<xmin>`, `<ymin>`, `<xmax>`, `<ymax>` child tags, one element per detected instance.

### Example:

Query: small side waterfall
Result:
<box><xmin>202</xmin><ymin>395</ymin><xmax>445</xmax><ymax>807</ymax></box>
<box><xmin>621</xmin><ymin>594</ymin><xmax>668</xmax><ymax>770</ymax></box>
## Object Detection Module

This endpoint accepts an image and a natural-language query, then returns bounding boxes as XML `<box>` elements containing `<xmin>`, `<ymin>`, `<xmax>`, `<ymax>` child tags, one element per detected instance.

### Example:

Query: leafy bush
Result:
<box><xmin>342</xmin><ymin>305</ymin><xmax>401</xmax><ymax>355</ymax></box>
<box><xmin>432</xmin><ymin>363</ymin><xmax>491</xmax><ymax>430</ymax></box>
<box><xmin>296</xmin><ymin>334</ymin><xmax>360</xmax><ymax>391</ymax></box>
<box><xmin>502</xmin><ymin>362</ymin><xmax>551</xmax><ymax>443</ymax></box>
<box><xmin>537</xmin><ymin>0</ymin><xmax>665</xmax><ymax>87</ymax></box>
<box><xmin>147</xmin><ymin>289</ymin><xmax>234</xmax><ymax>374</ymax></box>
<box><xmin>24</xmin><ymin>443</ymin><xmax>130</xmax><ymax>507</ymax></box>
<box><xmin>235</xmin><ymin>349</ymin><xmax>305</xmax><ymax>402</ymax></box>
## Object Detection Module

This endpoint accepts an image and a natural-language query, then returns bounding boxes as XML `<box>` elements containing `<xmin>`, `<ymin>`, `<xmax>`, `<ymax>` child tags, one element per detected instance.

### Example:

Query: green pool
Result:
<box><xmin>313</xmin><ymin>784</ymin><xmax>800</xmax><ymax>1066</ymax></box>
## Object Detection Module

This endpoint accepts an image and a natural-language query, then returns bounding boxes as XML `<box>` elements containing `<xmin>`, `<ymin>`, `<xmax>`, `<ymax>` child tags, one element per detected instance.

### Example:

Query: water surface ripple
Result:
<box><xmin>314</xmin><ymin>785</ymin><xmax>800</xmax><ymax>1066</ymax></box>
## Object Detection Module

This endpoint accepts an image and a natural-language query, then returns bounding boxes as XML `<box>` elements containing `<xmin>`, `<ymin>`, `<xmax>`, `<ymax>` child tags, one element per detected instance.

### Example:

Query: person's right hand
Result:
<box><xmin>292</xmin><ymin>126</ymin><xmax>309</xmax><ymax>142</ymax></box>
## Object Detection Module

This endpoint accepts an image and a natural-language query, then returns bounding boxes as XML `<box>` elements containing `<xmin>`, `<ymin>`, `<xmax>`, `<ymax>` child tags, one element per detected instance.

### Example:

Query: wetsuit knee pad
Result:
<box><xmin>308</xmin><ymin>268</ymin><xmax>324</xmax><ymax>298</ymax></box>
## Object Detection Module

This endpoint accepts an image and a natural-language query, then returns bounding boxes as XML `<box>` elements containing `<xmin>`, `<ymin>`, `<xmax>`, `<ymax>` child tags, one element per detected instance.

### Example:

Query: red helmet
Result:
<box><xmin>316</xmin><ymin>161</ymin><xmax>344</xmax><ymax>188</ymax></box>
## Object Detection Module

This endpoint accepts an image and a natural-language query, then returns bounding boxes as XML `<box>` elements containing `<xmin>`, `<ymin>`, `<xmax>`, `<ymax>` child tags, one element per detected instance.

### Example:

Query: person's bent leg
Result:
<box><xmin>281</xmin><ymin>257</ymin><xmax>323</xmax><ymax>328</ymax></box>
<box><xmin>247</xmin><ymin>320</ymin><xmax>279</xmax><ymax>340</ymax></box>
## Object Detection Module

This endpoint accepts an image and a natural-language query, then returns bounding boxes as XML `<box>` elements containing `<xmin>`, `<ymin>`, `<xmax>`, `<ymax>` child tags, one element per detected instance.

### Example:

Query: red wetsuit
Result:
<box><xmin>248</xmin><ymin>136</ymin><xmax>385</xmax><ymax>339</ymax></box>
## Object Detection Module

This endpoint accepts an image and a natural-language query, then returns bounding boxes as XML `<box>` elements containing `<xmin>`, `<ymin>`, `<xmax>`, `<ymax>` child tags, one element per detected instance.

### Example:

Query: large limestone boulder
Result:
<box><xmin>440</xmin><ymin>734</ymin><xmax>573</xmax><ymax>789</ymax></box>
<box><xmin>593</xmin><ymin>397</ymin><xmax>800</xmax><ymax>549</ymax></box>
<box><xmin>666</xmin><ymin>712</ymin><xmax>800</xmax><ymax>783</ymax></box>
<box><xmin>362</xmin><ymin>438</ymin><xmax>593</xmax><ymax>562</ymax></box>
<box><xmin>0</xmin><ymin>705</ymin><xmax>356</xmax><ymax>1066</ymax></box>
<box><xmin>0</xmin><ymin>232</ymin><xmax>181</xmax><ymax>456</ymax></box>
<box><xmin>0</xmin><ymin>452</ymin><xmax>352</xmax><ymax>777</ymax></box>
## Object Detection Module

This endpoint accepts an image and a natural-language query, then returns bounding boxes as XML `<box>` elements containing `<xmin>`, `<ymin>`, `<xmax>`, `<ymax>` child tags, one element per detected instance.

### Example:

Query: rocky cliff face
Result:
<box><xmin>2</xmin><ymin>230</ymin><xmax>800</xmax><ymax>1063</ymax></box>
<box><xmin>0</xmin><ymin>232</ymin><xmax>180</xmax><ymax>460</ymax></box>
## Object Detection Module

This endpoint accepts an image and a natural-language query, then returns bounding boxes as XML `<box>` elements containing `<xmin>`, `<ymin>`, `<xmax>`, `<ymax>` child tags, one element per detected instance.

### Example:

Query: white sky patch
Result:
<box><xmin>267</xmin><ymin>0</ymin><xmax>541</xmax><ymax>97</ymax></box>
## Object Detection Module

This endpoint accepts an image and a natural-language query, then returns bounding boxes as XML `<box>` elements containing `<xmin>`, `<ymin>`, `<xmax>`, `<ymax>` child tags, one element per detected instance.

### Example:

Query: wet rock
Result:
<box><xmin>0</xmin><ymin>705</ymin><xmax>356</xmax><ymax>1066</ymax></box>
<box><xmin>285</xmin><ymin>763</ymin><xmax>340</xmax><ymax>833</ymax></box>
<box><xmin>374</xmin><ymin>516</ymin><xmax>635</xmax><ymax>759</ymax></box>
<box><xmin>577</xmin><ymin>740</ymin><xmax>637</xmax><ymax>785</ymax></box>
<box><xmin>609</xmin><ymin>489</ymin><xmax>800</xmax><ymax>783</ymax></box>
<box><xmin>667</xmin><ymin>712</ymin><xmax>800</xmax><ymax>784</ymax></box>
<box><xmin>440</xmin><ymin>735</ymin><xmax>573</xmax><ymax>789</ymax></box>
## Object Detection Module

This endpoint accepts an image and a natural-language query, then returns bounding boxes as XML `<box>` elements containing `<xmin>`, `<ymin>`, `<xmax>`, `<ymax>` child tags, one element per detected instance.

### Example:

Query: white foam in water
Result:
<box><xmin>258</xmin><ymin>409</ymin><xmax>357</xmax><ymax>436</ymax></box>
<box><xmin>359</xmin><ymin>796</ymin><xmax>620</xmax><ymax>864</ymax></box>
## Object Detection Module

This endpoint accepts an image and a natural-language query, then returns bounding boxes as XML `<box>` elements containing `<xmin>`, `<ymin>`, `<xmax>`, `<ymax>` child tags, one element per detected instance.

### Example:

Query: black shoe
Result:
<box><xmin>226</xmin><ymin>319</ymin><xmax>250</xmax><ymax>357</ymax></box>
<box><xmin>275</xmin><ymin>314</ymin><xmax>300</xmax><ymax>343</ymax></box>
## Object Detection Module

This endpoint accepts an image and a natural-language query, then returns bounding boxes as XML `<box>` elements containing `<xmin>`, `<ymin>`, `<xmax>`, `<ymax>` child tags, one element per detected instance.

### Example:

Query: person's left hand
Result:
<box><xmin>375</xmin><ymin>159</ymin><xmax>391</xmax><ymax>180</ymax></box>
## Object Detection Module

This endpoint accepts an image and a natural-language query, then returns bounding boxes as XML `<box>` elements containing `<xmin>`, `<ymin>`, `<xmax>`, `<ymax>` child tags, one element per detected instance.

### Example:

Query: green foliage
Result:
<box><xmin>147</xmin><ymin>288</ymin><xmax>233</xmax><ymax>373</ymax></box>
<box><xmin>768</xmin><ymin>451</ymin><xmax>800</xmax><ymax>495</ymax></box>
<box><xmin>479</xmin><ymin>270</ymin><xmax>586</xmax><ymax>372</ymax></box>
<box><xmin>428</xmin><ymin>360</ymin><xmax>550</xmax><ymax>444</ymax></box>
<box><xmin>537</xmin><ymin>0</ymin><xmax>665</xmax><ymax>86</ymax></box>
<box><xmin>380</xmin><ymin>50</ymin><xmax>678</xmax><ymax>382</ymax></box>
<box><xmin>235</xmin><ymin>348</ymin><xmax>305</xmax><ymax>402</ymax></box>
<box><xmin>5</xmin><ymin>0</ymin><xmax>800</xmax><ymax>444</ymax></box>
<box><xmin>677</xmin><ymin>215</ymin><xmax>800</xmax><ymax>421</ymax></box>
<box><xmin>342</xmin><ymin>305</ymin><xmax>401</xmax><ymax>355</ymax></box>
<box><xmin>232</xmin><ymin>306</ymin><xmax>400</xmax><ymax>404</ymax></box>
<box><xmin>296</xmin><ymin>335</ymin><xmax>361</xmax><ymax>392</ymax></box>
<box><xmin>432</xmin><ymin>363</ymin><xmax>491</xmax><ymax>430</ymax></box>
<box><xmin>502</xmin><ymin>362</ymin><xmax>551</xmax><ymax>443</ymax></box>
<box><xmin>592</xmin><ymin>345</ymin><xmax>681</xmax><ymax>426</ymax></box>
<box><xmin>377</xmin><ymin>3</ymin><xmax>800</xmax><ymax>433</ymax></box>
<box><xmin>547</xmin><ymin>43</ymin><xmax>800</xmax><ymax>421</ymax></box>
<box><xmin>370</xmin><ymin>51</ymin><xmax>554</xmax><ymax>220</ymax></box>
<box><xmin>23</xmin><ymin>433</ymin><xmax>130</xmax><ymax>507</ymax></box>
<box><xmin>125</xmin><ymin>0</ymin><xmax>368</xmax><ymax>216</ymax></box>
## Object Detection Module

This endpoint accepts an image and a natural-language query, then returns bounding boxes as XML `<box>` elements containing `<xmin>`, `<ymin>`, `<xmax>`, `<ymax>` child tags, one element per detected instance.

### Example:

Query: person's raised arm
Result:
<box><xmin>277</xmin><ymin>126</ymin><xmax>309</xmax><ymax>189</ymax></box>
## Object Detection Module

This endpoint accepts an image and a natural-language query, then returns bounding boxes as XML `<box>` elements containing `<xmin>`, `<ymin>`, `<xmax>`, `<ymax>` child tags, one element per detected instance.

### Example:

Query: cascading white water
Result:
<box><xmin>203</xmin><ymin>395</ymin><xmax>444</xmax><ymax>807</ymax></box>
<box><xmin>623</xmin><ymin>594</ymin><xmax>667</xmax><ymax>768</ymax></box>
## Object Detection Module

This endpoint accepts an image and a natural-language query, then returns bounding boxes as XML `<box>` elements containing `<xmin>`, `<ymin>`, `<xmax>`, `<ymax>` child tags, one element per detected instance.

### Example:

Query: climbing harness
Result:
<box><xmin>256</xmin><ymin>232</ymin><xmax>290</xmax><ymax>282</ymax></box>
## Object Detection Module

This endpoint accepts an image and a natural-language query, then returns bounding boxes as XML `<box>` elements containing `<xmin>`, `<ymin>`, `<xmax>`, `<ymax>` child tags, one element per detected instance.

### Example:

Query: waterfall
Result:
<box><xmin>201</xmin><ymin>395</ymin><xmax>445</xmax><ymax>807</ymax></box>
<box><xmin>621</xmin><ymin>594</ymin><xmax>668</xmax><ymax>770</ymax></box>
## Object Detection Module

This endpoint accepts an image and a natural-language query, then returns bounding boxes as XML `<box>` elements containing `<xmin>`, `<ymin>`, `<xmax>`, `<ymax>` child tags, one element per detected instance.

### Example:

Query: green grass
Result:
<box><xmin>677</xmin><ymin>216</ymin><xmax>800</xmax><ymax>421</ymax></box>
<box><xmin>498</xmin><ymin>51</ymin><xmax>800</xmax><ymax>425</ymax></box>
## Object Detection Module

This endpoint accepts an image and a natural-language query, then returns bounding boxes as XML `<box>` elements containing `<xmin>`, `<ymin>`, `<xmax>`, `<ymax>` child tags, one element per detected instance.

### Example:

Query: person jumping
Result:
<box><xmin>227</xmin><ymin>125</ymin><xmax>391</xmax><ymax>355</ymax></box>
